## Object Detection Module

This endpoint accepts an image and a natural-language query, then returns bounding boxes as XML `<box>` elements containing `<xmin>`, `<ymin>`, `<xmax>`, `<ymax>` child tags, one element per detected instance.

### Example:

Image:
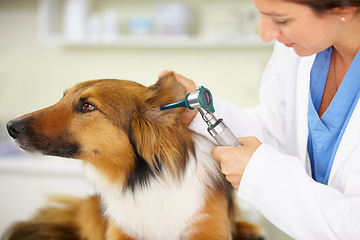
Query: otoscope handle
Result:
<box><xmin>208</xmin><ymin>119</ymin><xmax>240</xmax><ymax>147</ymax></box>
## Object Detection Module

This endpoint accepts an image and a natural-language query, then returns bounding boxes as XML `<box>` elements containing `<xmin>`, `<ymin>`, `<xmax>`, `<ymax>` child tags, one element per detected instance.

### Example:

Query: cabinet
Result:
<box><xmin>38</xmin><ymin>0</ymin><xmax>272</xmax><ymax>48</ymax></box>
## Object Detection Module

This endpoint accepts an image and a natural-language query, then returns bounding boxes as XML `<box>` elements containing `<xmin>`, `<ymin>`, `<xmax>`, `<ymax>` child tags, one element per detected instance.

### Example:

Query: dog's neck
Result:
<box><xmin>83</xmin><ymin>133</ymin><xmax>223</xmax><ymax>239</ymax></box>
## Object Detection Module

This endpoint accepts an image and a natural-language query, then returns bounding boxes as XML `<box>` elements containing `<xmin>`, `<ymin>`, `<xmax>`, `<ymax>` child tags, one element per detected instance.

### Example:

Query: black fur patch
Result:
<box><xmin>126</xmin><ymin>116</ymin><xmax>162</xmax><ymax>192</ymax></box>
<box><xmin>126</xmin><ymin>148</ymin><xmax>157</xmax><ymax>192</ymax></box>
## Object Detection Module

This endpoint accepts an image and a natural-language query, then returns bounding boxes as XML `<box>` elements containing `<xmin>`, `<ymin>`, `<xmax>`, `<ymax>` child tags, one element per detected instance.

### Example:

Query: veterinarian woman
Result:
<box><xmin>160</xmin><ymin>0</ymin><xmax>360</xmax><ymax>238</ymax></box>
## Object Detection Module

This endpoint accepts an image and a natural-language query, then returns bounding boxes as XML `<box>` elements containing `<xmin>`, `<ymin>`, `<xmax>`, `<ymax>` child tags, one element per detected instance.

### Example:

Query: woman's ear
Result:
<box><xmin>332</xmin><ymin>6</ymin><xmax>357</xmax><ymax>22</ymax></box>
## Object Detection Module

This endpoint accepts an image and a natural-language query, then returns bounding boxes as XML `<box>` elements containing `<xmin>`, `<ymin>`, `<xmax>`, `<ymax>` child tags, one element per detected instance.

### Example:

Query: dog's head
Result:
<box><xmin>7</xmin><ymin>73</ymin><xmax>195</xmax><ymax>188</ymax></box>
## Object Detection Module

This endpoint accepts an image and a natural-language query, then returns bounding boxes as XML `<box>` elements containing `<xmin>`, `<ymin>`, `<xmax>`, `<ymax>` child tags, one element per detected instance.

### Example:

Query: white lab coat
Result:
<box><xmin>190</xmin><ymin>41</ymin><xmax>360</xmax><ymax>239</ymax></box>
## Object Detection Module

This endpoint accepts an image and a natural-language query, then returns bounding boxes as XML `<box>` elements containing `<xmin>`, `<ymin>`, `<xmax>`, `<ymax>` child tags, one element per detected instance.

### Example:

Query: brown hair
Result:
<box><xmin>287</xmin><ymin>0</ymin><xmax>360</xmax><ymax>13</ymax></box>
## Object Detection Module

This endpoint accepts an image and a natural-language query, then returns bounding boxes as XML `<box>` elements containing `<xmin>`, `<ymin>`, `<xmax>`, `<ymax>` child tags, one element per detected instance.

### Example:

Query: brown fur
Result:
<box><xmin>2</xmin><ymin>196</ymin><xmax>106</xmax><ymax>240</ymax></box>
<box><xmin>4</xmin><ymin>73</ymin><xmax>264</xmax><ymax>239</ymax></box>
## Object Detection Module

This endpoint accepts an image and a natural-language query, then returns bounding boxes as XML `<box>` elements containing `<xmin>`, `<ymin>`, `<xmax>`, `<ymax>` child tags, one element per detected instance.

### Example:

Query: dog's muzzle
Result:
<box><xmin>6</xmin><ymin>119</ymin><xmax>80</xmax><ymax>158</ymax></box>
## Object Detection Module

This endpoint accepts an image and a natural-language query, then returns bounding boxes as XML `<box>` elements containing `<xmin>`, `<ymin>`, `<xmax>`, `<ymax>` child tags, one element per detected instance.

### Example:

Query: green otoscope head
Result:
<box><xmin>160</xmin><ymin>86</ymin><xmax>215</xmax><ymax>113</ymax></box>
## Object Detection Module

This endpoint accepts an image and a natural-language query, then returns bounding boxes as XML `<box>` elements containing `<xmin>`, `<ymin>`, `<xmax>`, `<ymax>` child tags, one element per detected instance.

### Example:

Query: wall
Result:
<box><xmin>0</xmin><ymin>0</ymin><xmax>273</xmax><ymax>135</ymax></box>
<box><xmin>0</xmin><ymin>0</ymin><xmax>291</xmax><ymax>239</ymax></box>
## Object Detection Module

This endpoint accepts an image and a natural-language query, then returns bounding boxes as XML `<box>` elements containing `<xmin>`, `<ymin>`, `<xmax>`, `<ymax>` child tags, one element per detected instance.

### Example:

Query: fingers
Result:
<box><xmin>158</xmin><ymin>70</ymin><xmax>173</xmax><ymax>79</ymax></box>
<box><xmin>211</xmin><ymin>146</ymin><xmax>245</xmax><ymax>189</ymax></box>
<box><xmin>224</xmin><ymin>175</ymin><xmax>241</xmax><ymax>189</ymax></box>
<box><xmin>212</xmin><ymin>146</ymin><xmax>245</xmax><ymax>175</ymax></box>
<box><xmin>158</xmin><ymin>70</ymin><xmax>197</xmax><ymax>93</ymax></box>
<box><xmin>211</xmin><ymin>136</ymin><xmax>262</xmax><ymax>189</ymax></box>
<box><xmin>173</xmin><ymin>72</ymin><xmax>197</xmax><ymax>93</ymax></box>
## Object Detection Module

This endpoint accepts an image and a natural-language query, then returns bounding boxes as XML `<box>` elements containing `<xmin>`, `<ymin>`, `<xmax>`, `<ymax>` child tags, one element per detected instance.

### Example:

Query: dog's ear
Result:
<box><xmin>144</xmin><ymin>72</ymin><xmax>187</xmax><ymax>124</ymax></box>
<box><xmin>128</xmin><ymin>72</ymin><xmax>193</xmax><ymax>176</ymax></box>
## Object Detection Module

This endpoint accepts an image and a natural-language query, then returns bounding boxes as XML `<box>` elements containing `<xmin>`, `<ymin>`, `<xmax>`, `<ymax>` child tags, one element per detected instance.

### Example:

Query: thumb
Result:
<box><xmin>211</xmin><ymin>146</ymin><xmax>233</xmax><ymax>162</ymax></box>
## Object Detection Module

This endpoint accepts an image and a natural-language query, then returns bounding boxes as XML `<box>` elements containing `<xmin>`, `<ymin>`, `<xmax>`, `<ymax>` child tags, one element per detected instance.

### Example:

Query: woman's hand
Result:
<box><xmin>211</xmin><ymin>137</ymin><xmax>262</xmax><ymax>189</ymax></box>
<box><xmin>158</xmin><ymin>70</ymin><xmax>198</xmax><ymax>125</ymax></box>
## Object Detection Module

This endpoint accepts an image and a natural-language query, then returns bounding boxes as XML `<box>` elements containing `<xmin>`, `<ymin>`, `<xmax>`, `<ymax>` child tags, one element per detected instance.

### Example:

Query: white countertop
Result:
<box><xmin>0</xmin><ymin>141</ymin><xmax>94</xmax><ymax>235</ymax></box>
<box><xmin>0</xmin><ymin>155</ymin><xmax>85</xmax><ymax>177</ymax></box>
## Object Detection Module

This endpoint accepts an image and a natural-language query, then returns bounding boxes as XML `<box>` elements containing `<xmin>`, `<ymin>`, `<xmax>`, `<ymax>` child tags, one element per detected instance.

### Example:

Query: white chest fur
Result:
<box><xmin>84</xmin><ymin>135</ymin><xmax>220</xmax><ymax>239</ymax></box>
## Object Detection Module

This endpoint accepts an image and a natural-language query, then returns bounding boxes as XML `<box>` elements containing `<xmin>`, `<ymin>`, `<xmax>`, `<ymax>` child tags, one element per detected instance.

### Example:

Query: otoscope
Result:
<box><xmin>160</xmin><ymin>86</ymin><xmax>240</xmax><ymax>147</ymax></box>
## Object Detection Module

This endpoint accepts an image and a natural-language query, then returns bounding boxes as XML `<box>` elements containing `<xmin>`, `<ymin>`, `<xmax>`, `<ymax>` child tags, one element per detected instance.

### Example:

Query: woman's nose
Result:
<box><xmin>259</xmin><ymin>15</ymin><xmax>281</xmax><ymax>42</ymax></box>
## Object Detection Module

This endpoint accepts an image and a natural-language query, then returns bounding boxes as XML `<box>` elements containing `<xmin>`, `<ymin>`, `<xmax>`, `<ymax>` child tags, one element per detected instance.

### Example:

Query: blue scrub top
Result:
<box><xmin>308</xmin><ymin>47</ymin><xmax>360</xmax><ymax>184</ymax></box>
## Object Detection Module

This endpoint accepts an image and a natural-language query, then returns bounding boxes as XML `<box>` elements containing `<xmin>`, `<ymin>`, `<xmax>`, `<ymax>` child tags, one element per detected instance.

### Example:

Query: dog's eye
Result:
<box><xmin>78</xmin><ymin>102</ymin><xmax>96</xmax><ymax>113</ymax></box>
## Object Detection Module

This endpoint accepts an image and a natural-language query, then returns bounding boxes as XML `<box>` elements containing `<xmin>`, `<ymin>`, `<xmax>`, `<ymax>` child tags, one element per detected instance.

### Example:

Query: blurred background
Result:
<box><xmin>0</xmin><ymin>0</ymin><xmax>291</xmax><ymax>239</ymax></box>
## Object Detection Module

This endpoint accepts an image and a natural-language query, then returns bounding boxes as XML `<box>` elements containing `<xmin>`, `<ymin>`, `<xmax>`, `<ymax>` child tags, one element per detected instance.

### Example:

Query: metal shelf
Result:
<box><xmin>38</xmin><ymin>0</ymin><xmax>272</xmax><ymax>49</ymax></box>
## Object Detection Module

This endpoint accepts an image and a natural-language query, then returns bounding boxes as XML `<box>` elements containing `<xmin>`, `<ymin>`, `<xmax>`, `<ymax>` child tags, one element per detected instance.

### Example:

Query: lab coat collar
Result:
<box><xmin>329</xmin><ymin>49</ymin><xmax>360</xmax><ymax>183</ymax></box>
<box><xmin>296</xmin><ymin>52</ymin><xmax>360</xmax><ymax>184</ymax></box>
<box><xmin>296</xmin><ymin>54</ymin><xmax>315</xmax><ymax>176</ymax></box>
<box><xmin>328</xmin><ymin>94</ymin><xmax>360</xmax><ymax>185</ymax></box>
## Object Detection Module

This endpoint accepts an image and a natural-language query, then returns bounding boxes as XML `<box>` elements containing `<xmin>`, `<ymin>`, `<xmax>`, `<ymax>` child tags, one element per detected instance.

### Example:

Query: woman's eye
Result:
<box><xmin>79</xmin><ymin>102</ymin><xmax>96</xmax><ymax>112</ymax></box>
<box><xmin>273</xmin><ymin>18</ymin><xmax>288</xmax><ymax>25</ymax></box>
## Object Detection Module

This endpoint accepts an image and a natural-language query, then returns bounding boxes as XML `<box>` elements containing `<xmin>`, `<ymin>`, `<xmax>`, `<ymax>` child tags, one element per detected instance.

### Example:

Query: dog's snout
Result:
<box><xmin>7</xmin><ymin>120</ymin><xmax>26</xmax><ymax>139</ymax></box>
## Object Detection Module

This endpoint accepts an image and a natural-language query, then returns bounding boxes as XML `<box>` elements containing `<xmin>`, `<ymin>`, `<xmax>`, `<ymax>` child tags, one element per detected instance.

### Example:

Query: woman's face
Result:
<box><xmin>252</xmin><ymin>0</ymin><xmax>341</xmax><ymax>56</ymax></box>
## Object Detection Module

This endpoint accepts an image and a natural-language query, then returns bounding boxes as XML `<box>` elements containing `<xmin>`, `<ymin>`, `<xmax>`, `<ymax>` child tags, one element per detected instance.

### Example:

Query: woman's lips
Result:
<box><xmin>284</xmin><ymin>43</ymin><xmax>295</xmax><ymax>47</ymax></box>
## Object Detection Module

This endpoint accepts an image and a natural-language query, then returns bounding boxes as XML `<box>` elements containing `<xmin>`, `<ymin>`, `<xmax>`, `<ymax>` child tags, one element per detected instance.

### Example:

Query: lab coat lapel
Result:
<box><xmin>328</xmin><ymin>99</ymin><xmax>360</xmax><ymax>183</ymax></box>
<box><xmin>294</xmin><ymin>50</ymin><xmax>360</xmax><ymax>183</ymax></box>
<box><xmin>329</xmin><ymin>49</ymin><xmax>360</xmax><ymax>183</ymax></box>
<box><xmin>296</xmin><ymin>55</ymin><xmax>315</xmax><ymax>174</ymax></box>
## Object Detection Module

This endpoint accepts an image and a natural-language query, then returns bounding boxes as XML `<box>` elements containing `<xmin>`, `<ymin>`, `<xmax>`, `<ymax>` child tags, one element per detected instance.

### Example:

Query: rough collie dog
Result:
<box><xmin>4</xmin><ymin>73</ymin><xmax>263</xmax><ymax>240</ymax></box>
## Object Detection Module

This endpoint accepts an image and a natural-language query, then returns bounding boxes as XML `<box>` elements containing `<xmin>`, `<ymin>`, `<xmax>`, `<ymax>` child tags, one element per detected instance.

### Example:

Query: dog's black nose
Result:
<box><xmin>7</xmin><ymin>120</ymin><xmax>26</xmax><ymax>139</ymax></box>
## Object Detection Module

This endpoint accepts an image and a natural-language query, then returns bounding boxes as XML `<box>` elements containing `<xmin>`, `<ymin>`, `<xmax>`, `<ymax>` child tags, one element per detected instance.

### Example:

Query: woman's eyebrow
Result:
<box><xmin>260</xmin><ymin>11</ymin><xmax>288</xmax><ymax>17</ymax></box>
